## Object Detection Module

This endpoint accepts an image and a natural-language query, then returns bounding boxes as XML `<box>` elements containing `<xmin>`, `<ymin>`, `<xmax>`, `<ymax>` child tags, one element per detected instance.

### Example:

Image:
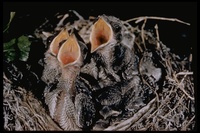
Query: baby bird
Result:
<box><xmin>44</xmin><ymin>31</ymin><xmax>89</xmax><ymax>130</ymax></box>
<box><xmin>77</xmin><ymin>15</ymin><xmax>139</xmax><ymax>121</ymax></box>
<box><xmin>41</xmin><ymin>28</ymin><xmax>69</xmax><ymax>85</ymax></box>
<box><xmin>81</xmin><ymin>15</ymin><xmax>137</xmax><ymax>104</ymax></box>
<box><xmin>81</xmin><ymin>15</ymin><xmax>137</xmax><ymax>89</ymax></box>
<box><xmin>45</xmin><ymin>34</ymin><xmax>80</xmax><ymax>130</ymax></box>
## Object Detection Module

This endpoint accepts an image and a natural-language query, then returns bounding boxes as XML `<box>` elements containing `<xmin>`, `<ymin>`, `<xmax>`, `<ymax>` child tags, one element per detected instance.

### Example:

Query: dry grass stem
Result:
<box><xmin>154</xmin><ymin>24</ymin><xmax>160</xmax><ymax>50</ymax></box>
<box><xmin>104</xmin><ymin>98</ymin><xmax>156</xmax><ymax>131</ymax></box>
<box><xmin>124</xmin><ymin>16</ymin><xmax>190</xmax><ymax>26</ymax></box>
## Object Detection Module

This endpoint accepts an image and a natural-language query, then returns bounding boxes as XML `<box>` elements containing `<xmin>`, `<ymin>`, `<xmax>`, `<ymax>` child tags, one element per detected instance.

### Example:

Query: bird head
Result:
<box><xmin>50</xmin><ymin>28</ymin><xmax>69</xmax><ymax>56</ymax></box>
<box><xmin>57</xmin><ymin>30</ymin><xmax>88</xmax><ymax>68</ymax></box>
<box><xmin>89</xmin><ymin>15</ymin><xmax>124</xmax><ymax>53</ymax></box>
<box><xmin>42</xmin><ymin>28</ymin><xmax>69</xmax><ymax>85</ymax></box>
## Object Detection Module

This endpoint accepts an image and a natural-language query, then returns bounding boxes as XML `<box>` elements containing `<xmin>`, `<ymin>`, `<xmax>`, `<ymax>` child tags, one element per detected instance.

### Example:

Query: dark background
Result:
<box><xmin>3</xmin><ymin>1</ymin><xmax>197</xmax><ymax>87</ymax></box>
<box><xmin>3</xmin><ymin>2</ymin><xmax>197</xmax><ymax>57</ymax></box>
<box><xmin>3</xmin><ymin>2</ymin><xmax>197</xmax><ymax>77</ymax></box>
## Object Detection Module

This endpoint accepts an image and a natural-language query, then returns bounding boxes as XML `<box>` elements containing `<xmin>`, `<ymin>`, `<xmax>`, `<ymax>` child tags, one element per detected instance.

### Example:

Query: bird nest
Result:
<box><xmin>3</xmin><ymin>11</ymin><xmax>195</xmax><ymax>131</ymax></box>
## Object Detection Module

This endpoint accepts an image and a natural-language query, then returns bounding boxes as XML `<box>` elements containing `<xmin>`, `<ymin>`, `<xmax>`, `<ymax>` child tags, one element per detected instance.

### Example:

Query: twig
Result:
<box><xmin>71</xmin><ymin>10</ymin><xmax>84</xmax><ymax>20</ymax></box>
<box><xmin>3</xmin><ymin>12</ymin><xmax>16</xmax><ymax>33</ymax></box>
<box><xmin>189</xmin><ymin>53</ymin><xmax>193</xmax><ymax>63</ymax></box>
<box><xmin>3</xmin><ymin>73</ymin><xmax>12</xmax><ymax>84</ymax></box>
<box><xmin>175</xmin><ymin>72</ymin><xmax>193</xmax><ymax>77</ymax></box>
<box><xmin>124</xmin><ymin>16</ymin><xmax>190</xmax><ymax>26</ymax></box>
<box><xmin>154</xmin><ymin>24</ymin><xmax>160</xmax><ymax>50</ymax></box>
<box><xmin>134</xmin><ymin>41</ymin><xmax>143</xmax><ymax>52</ymax></box>
<box><xmin>163</xmin><ymin>94</ymin><xmax>185</xmax><ymax>118</ymax></box>
<box><xmin>173</xmin><ymin>73</ymin><xmax>194</xmax><ymax>101</ymax></box>
<box><xmin>181</xmin><ymin>116</ymin><xmax>195</xmax><ymax>131</ymax></box>
<box><xmin>128</xmin><ymin>104</ymin><xmax>156</xmax><ymax>130</ymax></box>
<box><xmin>104</xmin><ymin>98</ymin><xmax>156</xmax><ymax>131</ymax></box>
<box><xmin>141</xmin><ymin>18</ymin><xmax>147</xmax><ymax>50</ymax></box>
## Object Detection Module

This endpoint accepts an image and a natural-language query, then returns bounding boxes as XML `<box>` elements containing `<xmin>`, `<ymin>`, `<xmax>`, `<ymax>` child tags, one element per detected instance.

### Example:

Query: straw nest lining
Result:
<box><xmin>3</xmin><ymin>12</ymin><xmax>195</xmax><ymax>131</ymax></box>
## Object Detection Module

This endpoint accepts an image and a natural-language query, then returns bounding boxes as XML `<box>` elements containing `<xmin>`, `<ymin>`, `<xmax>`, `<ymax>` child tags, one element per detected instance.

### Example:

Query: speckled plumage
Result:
<box><xmin>75</xmin><ymin>15</ymin><xmax>139</xmax><ymax>121</ymax></box>
<box><xmin>41</xmin><ymin>14</ymin><xmax>163</xmax><ymax>130</ymax></box>
<box><xmin>43</xmin><ymin>30</ymin><xmax>95</xmax><ymax>130</ymax></box>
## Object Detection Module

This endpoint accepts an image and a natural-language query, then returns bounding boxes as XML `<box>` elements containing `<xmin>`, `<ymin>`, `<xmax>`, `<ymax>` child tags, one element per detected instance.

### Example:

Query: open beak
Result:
<box><xmin>50</xmin><ymin>28</ymin><xmax>69</xmax><ymax>56</ymax></box>
<box><xmin>90</xmin><ymin>17</ymin><xmax>113</xmax><ymax>53</ymax></box>
<box><xmin>57</xmin><ymin>34</ymin><xmax>81</xmax><ymax>67</ymax></box>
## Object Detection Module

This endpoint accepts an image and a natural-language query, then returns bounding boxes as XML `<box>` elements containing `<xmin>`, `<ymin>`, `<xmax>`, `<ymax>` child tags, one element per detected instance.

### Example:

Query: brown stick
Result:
<box><xmin>124</xmin><ymin>16</ymin><xmax>190</xmax><ymax>26</ymax></box>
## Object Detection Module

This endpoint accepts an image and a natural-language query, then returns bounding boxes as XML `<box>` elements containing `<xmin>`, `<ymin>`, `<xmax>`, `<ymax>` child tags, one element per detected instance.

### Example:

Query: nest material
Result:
<box><xmin>3</xmin><ymin>12</ymin><xmax>195</xmax><ymax>131</ymax></box>
<box><xmin>104</xmin><ymin>25</ymin><xmax>195</xmax><ymax>131</ymax></box>
<box><xmin>3</xmin><ymin>74</ymin><xmax>62</xmax><ymax>131</ymax></box>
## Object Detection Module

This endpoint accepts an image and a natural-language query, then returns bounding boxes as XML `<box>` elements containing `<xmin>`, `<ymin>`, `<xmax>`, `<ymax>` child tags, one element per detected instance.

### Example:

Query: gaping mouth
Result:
<box><xmin>90</xmin><ymin>17</ymin><xmax>113</xmax><ymax>52</ymax></box>
<box><xmin>50</xmin><ymin>28</ymin><xmax>69</xmax><ymax>56</ymax></box>
<box><xmin>57</xmin><ymin>34</ymin><xmax>80</xmax><ymax>67</ymax></box>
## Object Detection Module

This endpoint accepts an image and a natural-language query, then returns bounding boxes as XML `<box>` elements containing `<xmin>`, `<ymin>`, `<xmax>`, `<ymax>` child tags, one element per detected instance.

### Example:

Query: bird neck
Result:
<box><xmin>60</xmin><ymin>65</ymin><xmax>80</xmax><ymax>96</ymax></box>
<box><xmin>62</xmin><ymin>65</ymin><xmax>80</xmax><ymax>79</ymax></box>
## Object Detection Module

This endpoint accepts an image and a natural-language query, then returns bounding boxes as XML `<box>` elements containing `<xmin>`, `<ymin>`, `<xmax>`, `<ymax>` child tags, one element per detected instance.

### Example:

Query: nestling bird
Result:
<box><xmin>76</xmin><ymin>15</ymin><xmax>139</xmax><ymax>122</ymax></box>
<box><xmin>41</xmin><ymin>28</ymin><xmax>69</xmax><ymax>85</ymax></box>
<box><xmin>42</xmin><ymin>14</ymin><xmax>145</xmax><ymax>130</ymax></box>
<box><xmin>81</xmin><ymin>14</ymin><xmax>137</xmax><ymax>89</ymax></box>
<box><xmin>44</xmin><ymin>30</ymin><xmax>97</xmax><ymax>130</ymax></box>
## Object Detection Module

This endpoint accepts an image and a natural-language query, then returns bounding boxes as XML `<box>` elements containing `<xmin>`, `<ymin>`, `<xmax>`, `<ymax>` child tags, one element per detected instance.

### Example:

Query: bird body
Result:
<box><xmin>75</xmin><ymin>15</ymin><xmax>139</xmax><ymax>122</ymax></box>
<box><xmin>43</xmin><ymin>30</ymin><xmax>94</xmax><ymax>130</ymax></box>
<box><xmin>41</xmin><ymin>14</ymin><xmax>162</xmax><ymax>130</ymax></box>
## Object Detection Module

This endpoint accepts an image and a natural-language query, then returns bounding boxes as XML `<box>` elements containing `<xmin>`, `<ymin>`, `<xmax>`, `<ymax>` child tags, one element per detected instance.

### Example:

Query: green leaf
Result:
<box><xmin>3</xmin><ymin>12</ymin><xmax>32</xmax><ymax>62</ymax></box>
<box><xmin>3</xmin><ymin>35</ymin><xmax>32</xmax><ymax>62</ymax></box>
<box><xmin>3</xmin><ymin>38</ymin><xmax>16</xmax><ymax>50</ymax></box>
<box><xmin>3</xmin><ymin>12</ymin><xmax>16</xmax><ymax>33</ymax></box>
<box><xmin>17</xmin><ymin>35</ymin><xmax>31</xmax><ymax>61</ymax></box>
<box><xmin>3</xmin><ymin>38</ymin><xmax>16</xmax><ymax>61</ymax></box>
